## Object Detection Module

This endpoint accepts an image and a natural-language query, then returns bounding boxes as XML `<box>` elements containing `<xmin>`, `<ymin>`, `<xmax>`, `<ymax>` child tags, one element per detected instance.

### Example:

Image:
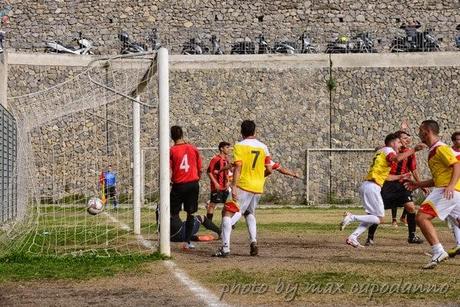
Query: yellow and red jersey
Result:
<box><xmin>428</xmin><ymin>141</ymin><xmax>460</xmax><ymax>190</ymax></box>
<box><xmin>233</xmin><ymin>138</ymin><xmax>271</xmax><ymax>194</ymax></box>
<box><xmin>365</xmin><ymin>147</ymin><xmax>396</xmax><ymax>186</ymax></box>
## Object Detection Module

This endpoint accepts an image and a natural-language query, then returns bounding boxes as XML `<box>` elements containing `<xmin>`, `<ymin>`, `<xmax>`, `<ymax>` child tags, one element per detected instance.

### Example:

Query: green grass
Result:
<box><xmin>0</xmin><ymin>252</ymin><xmax>166</xmax><ymax>282</ymax></box>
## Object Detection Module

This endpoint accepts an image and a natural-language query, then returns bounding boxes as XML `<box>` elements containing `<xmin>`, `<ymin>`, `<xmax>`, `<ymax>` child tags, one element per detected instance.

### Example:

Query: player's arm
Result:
<box><xmin>277</xmin><ymin>167</ymin><xmax>301</xmax><ymax>179</ymax></box>
<box><xmin>389</xmin><ymin>143</ymin><xmax>426</xmax><ymax>163</ymax></box>
<box><xmin>231</xmin><ymin>161</ymin><xmax>242</xmax><ymax>200</ymax></box>
<box><xmin>411</xmin><ymin>168</ymin><xmax>429</xmax><ymax>194</ymax></box>
<box><xmin>207</xmin><ymin>159</ymin><xmax>221</xmax><ymax>190</ymax></box>
<box><xmin>196</xmin><ymin>148</ymin><xmax>203</xmax><ymax>179</ymax></box>
<box><xmin>386</xmin><ymin>173</ymin><xmax>410</xmax><ymax>182</ymax></box>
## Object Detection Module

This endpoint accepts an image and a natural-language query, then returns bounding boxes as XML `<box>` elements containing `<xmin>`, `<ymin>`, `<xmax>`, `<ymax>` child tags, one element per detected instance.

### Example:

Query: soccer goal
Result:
<box><xmin>0</xmin><ymin>49</ymin><xmax>171</xmax><ymax>257</ymax></box>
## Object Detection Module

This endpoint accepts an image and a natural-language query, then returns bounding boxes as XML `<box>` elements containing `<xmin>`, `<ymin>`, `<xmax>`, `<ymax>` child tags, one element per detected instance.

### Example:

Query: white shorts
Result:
<box><xmin>419</xmin><ymin>188</ymin><xmax>460</xmax><ymax>221</ymax></box>
<box><xmin>237</xmin><ymin>189</ymin><xmax>261</xmax><ymax>216</ymax></box>
<box><xmin>359</xmin><ymin>181</ymin><xmax>385</xmax><ymax>217</ymax></box>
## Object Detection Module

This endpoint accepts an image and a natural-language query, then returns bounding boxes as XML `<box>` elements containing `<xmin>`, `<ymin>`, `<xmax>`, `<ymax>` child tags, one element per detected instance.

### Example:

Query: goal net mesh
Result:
<box><xmin>0</xmin><ymin>53</ymin><xmax>160</xmax><ymax>256</ymax></box>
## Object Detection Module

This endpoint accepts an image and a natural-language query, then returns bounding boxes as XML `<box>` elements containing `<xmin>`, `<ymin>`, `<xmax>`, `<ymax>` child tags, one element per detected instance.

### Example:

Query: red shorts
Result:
<box><xmin>224</xmin><ymin>199</ymin><xmax>240</xmax><ymax>213</ymax></box>
<box><xmin>419</xmin><ymin>203</ymin><xmax>438</xmax><ymax>218</ymax></box>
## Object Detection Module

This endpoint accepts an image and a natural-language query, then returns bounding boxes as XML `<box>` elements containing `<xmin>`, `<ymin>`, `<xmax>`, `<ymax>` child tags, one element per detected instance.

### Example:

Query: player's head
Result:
<box><xmin>241</xmin><ymin>120</ymin><xmax>256</xmax><ymax>138</ymax></box>
<box><xmin>384</xmin><ymin>133</ymin><xmax>401</xmax><ymax>151</ymax></box>
<box><xmin>218</xmin><ymin>141</ymin><xmax>231</xmax><ymax>155</ymax></box>
<box><xmin>170</xmin><ymin>125</ymin><xmax>183</xmax><ymax>142</ymax></box>
<box><xmin>419</xmin><ymin>120</ymin><xmax>439</xmax><ymax>145</ymax></box>
<box><xmin>452</xmin><ymin>131</ymin><xmax>460</xmax><ymax>149</ymax></box>
<box><xmin>395</xmin><ymin>130</ymin><xmax>411</xmax><ymax>147</ymax></box>
<box><xmin>108</xmin><ymin>164</ymin><xmax>112</xmax><ymax>171</ymax></box>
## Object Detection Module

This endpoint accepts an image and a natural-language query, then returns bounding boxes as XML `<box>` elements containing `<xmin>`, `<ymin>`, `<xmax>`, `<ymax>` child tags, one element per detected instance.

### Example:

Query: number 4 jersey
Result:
<box><xmin>170</xmin><ymin>143</ymin><xmax>202</xmax><ymax>184</ymax></box>
<box><xmin>233</xmin><ymin>138</ymin><xmax>271</xmax><ymax>194</ymax></box>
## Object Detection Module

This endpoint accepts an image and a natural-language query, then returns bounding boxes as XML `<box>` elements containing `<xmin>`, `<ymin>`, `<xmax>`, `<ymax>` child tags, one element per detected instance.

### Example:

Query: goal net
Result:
<box><xmin>0</xmin><ymin>52</ymin><xmax>163</xmax><ymax>257</ymax></box>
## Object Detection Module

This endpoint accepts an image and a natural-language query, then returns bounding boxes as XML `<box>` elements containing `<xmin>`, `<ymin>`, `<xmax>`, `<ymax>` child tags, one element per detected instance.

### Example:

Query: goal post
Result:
<box><xmin>158</xmin><ymin>47</ymin><xmax>170</xmax><ymax>257</ymax></box>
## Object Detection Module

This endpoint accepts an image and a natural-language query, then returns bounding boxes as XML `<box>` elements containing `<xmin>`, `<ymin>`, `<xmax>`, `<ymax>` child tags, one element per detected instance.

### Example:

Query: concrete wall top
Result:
<box><xmin>6</xmin><ymin>51</ymin><xmax>460</xmax><ymax>69</ymax></box>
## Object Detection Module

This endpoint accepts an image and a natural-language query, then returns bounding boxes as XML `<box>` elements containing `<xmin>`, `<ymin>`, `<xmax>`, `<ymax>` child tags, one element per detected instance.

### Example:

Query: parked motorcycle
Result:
<box><xmin>325</xmin><ymin>32</ymin><xmax>376</xmax><ymax>53</ymax></box>
<box><xmin>45</xmin><ymin>33</ymin><xmax>94</xmax><ymax>55</ymax></box>
<box><xmin>255</xmin><ymin>34</ymin><xmax>270</xmax><ymax>54</ymax></box>
<box><xmin>230</xmin><ymin>37</ymin><xmax>255</xmax><ymax>54</ymax></box>
<box><xmin>273</xmin><ymin>38</ymin><xmax>297</xmax><ymax>54</ymax></box>
<box><xmin>455</xmin><ymin>24</ymin><xmax>460</xmax><ymax>48</ymax></box>
<box><xmin>210</xmin><ymin>35</ymin><xmax>224</xmax><ymax>54</ymax></box>
<box><xmin>181</xmin><ymin>37</ymin><xmax>209</xmax><ymax>55</ymax></box>
<box><xmin>299</xmin><ymin>32</ymin><xmax>318</xmax><ymax>53</ymax></box>
<box><xmin>0</xmin><ymin>31</ymin><xmax>4</xmax><ymax>53</ymax></box>
<box><xmin>390</xmin><ymin>23</ymin><xmax>440</xmax><ymax>52</ymax></box>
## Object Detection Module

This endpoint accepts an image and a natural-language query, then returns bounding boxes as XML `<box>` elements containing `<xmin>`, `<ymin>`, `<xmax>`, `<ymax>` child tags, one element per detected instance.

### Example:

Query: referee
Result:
<box><xmin>366</xmin><ymin>130</ymin><xmax>425</xmax><ymax>245</ymax></box>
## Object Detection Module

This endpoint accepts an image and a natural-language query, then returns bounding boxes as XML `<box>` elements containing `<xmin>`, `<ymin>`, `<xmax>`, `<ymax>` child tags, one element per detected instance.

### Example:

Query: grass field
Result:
<box><xmin>0</xmin><ymin>207</ymin><xmax>459</xmax><ymax>306</ymax></box>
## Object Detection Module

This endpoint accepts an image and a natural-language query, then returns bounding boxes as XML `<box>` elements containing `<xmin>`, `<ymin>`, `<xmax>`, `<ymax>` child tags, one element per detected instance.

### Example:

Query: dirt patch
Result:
<box><xmin>0</xmin><ymin>262</ymin><xmax>204</xmax><ymax>307</ymax></box>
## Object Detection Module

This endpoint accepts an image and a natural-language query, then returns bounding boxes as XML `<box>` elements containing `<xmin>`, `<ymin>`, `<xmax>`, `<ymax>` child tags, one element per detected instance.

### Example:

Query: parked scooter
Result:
<box><xmin>45</xmin><ymin>32</ymin><xmax>94</xmax><ymax>55</ymax></box>
<box><xmin>230</xmin><ymin>37</ymin><xmax>255</xmax><ymax>54</ymax></box>
<box><xmin>325</xmin><ymin>34</ymin><xmax>353</xmax><ymax>53</ymax></box>
<box><xmin>299</xmin><ymin>32</ymin><xmax>318</xmax><ymax>53</ymax></box>
<box><xmin>455</xmin><ymin>24</ymin><xmax>460</xmax><ymax>48</ymax></box>
<box><xmin>273</xmin><ymin>37</ymin><xmax>297</xmax><ymax>54</ymax></box>
<box><xmin>181</xmin><ymin>37</ymin><xmax>209</xmax><ymax>55</ymax></box>
<box><xmin>390</xmin><ymin>22</ymin><xmax>440</xmax><ymax>52</ymax></box>
<box><xmin>0</xmin><ymin>31</ymin><xmax>4</xmax><ymax>53</ymax></box>
<box><xmin>255</xmin><ymin>34</ymin><xmax>270</xmax><ymax>54</ymax></box>
<box><xmin>325</xmin><ymin>32</ymin><xmax>376</xmax><ymax>53</ymax></box>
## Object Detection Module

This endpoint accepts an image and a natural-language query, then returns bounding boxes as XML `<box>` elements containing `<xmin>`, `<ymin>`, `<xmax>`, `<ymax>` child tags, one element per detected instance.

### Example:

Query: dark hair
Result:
<box><xmin>384</xmin><ymin>133</ymin><xmax>399</xmax><ymax>146</ymax></box>
<box><xmin>170</xmin><ymin>126</ymin><xmax>183</xmax><ymax>141</ymax></box>
<box><xmin>218</xmin><ymin>141</ymin><xmax>230</xmax><ymax>150</ymax></box>
<box><xmin>394</xmin><ymin>130</ymin><xmax>410</xmax><ymax>138</ymax></box>
<box><xmin>421</xmin><ymin>120</ymin><xmax>440</xmax><ymax>135</ymax></box>
<box><xmin>241</xmin><ymin>120</ymin><xmax>256</xmax><ymax>138</ymax></box>
<box><xmin>452</xmin><ymin>131</ymin><xmax>460</xmax><ymax>142</ymax></box>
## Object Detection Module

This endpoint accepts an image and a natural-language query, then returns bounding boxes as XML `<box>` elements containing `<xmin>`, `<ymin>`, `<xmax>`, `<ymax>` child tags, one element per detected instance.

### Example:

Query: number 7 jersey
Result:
<box><xmin>233</xmin><ymin>138</ymin><xmax>271</xmax><ymax>194</ymax></box>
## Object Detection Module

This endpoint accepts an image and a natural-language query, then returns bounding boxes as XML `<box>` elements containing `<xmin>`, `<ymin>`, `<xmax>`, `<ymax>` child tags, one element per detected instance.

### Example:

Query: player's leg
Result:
<box><xmin>366</xmin><ymin>224</ymin><xmax>378</xmax><ymax>246</ymax></box>
<box><xmin>201</xmin><ymin>215</ymin><xmax>221</xmax><ymax>236</ymax></box>
<box><xmin>447</xmin><ymin>203</ymin><xmax>460</xmax><ymax>257</ymax></box>
<box><xmin>366</xmin><ymin>185</ymin><xmax>394</xmax><ymax>246</ymax></box>
<box><xmin>341</xmin><ymin>182</ymin><xmax>382</xmax><ymax>231</ymax></box>
<box><xmin>183</xmin><ymin>182</ymin><xmax>199</xmax><ymax>249</ymax></box>
<box><xmin>400</xmin><ymin>208</ymin><xmax>408</xmax><ymax>225</ymax></box>
<box><xmin>110</xmin><ymin>186</ymin><xmax>118</xmax><ymax>208</ymax></box>
<box><xmin>343</xmin><ymin>182</ymin><xmax>384</xmax><ymax>247</ymax></box>
<box><xmin>391</xmin><ymin>207</ymin><xmax>398</xmax><ymax>227</ymax></box>
<box><xmin>404</xmin><ymin>201</ymin><xmax>423</xmax><ymax>244</ymax></box>
<box><xmin>416</xmin><ymin>188</ymin><xmax>454</xmax><ymax>268</ymax></box>
<box><xmin>244</xmin><ymin>193</ymin><xmax>260</xmax><ymax>256</ymax></box>
<box><xmin>207</xmin><ymin>191</ymin><xmax>219</xmax><ymax>221</ymax></box>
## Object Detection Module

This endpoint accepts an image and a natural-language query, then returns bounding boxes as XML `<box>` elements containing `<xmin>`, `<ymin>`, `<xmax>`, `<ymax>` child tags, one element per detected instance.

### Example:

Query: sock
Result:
<box><xmin>391</xmin><ymin>207</ymin><xmax>397</xmax><ymax>220</ymax></box>
<box><xmin>184</xmin><ymin>215</ymin><xmax>195</xmax><ymax>244</ymax></box>
<box><xmin>350</xmin><ymin>223</ymin><xmax>370</xmax><ymax>239</ymax></box>
<box><xmin>451</xmin><ymin>220</ymin><xmax>460</xmax><ymax>246</ymax></box>
<box><xmin>407</xmin><ymin>212</ymin><xmax>417</xmax><ymax>238</ymax></box>
<box><xmin>202</xmin><ymin>216</ymin><xmax>221</xmax><ymax>235</ymax></box>
<box><xmin>401</xmin><ymin>209</ymin><xmax>407</xmax><ymax>219</ymax></box>
<box><xmin>231</xmin><ymin>211</ymin><xmax>242</xmax><ymax>226</ymax></box>
<box><xmin>245</xmin><ymin>213</ymin><xmax>257</xmax><ymax>243</ymax></box>
<box><xmin>367</xmin><ymin>224</ymin><xmax>378</xmax><ymax>240</ymax></box>
<box><xmin>431</xmin><ymin>243</ymin><xmax>444</xmax><ymax>256</ymax></box>
<box><xmin>221</xmin><ymin>216</ymin><xmax>232</xmax><ymax>253</ymax></box>
<box><xmin>206</xmin><ymin>213</ymin><xmax>214</xmax><ymax>221</ymax></box>
<box><xmin>352</xmin><ymin>215</ymin><xmax>380</xmax><ymax>225</ymax></box>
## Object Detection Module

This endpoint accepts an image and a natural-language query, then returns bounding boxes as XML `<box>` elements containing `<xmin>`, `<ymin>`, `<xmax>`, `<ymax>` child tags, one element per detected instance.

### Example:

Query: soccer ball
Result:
<box><xmin>87</xmin><ymin>197</ymin><xmax>104</xmax><ymax>215</ymax></box>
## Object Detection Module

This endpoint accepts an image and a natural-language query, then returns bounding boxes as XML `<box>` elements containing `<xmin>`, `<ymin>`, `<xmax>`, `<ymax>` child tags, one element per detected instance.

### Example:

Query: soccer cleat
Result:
<box><xmin>365</xmin><ymin>238</ymin><xmax>375</xmax><ymax>246</ymax></box>
<box><xmin>340</xmin><ymin>212</ymin><xmax>353</xmax><ymax>231</ymax></box>
<box><xmin>422</xmin><ymin>251</ymin><xmax>449</xmax><ymax>269</ymax></box>
<box><xmin>392</xmin><ymin>220</ymin><xmax>398</xmax><ymax>228</ymax></box>
<box><xmin>346</xmin><ymin>237</ymin><xmax>364</xmax><ymax>248</ymax></box>
<box><xmin>250</xmin><ymin>242</ymin><xmax>258</xmax><ymax>256</ymax></box>
<box><xmin>408</xmin><ymin>235</ymin><xmax>424</xmax><ymax>244</ymax></box>
<box><xmin>447</xmin><ymin>246</ymin><xmax>460</xmax><ymax>258</ymax></box>
<box><xmin>212</xmin><ymin>247</ymin><xmax>229</xmax><ymax>258</ymax></box>
<box><xmin>182</xmin><ymin>242</ymin><xmax>196</xmax><ymax>251</ymax></box>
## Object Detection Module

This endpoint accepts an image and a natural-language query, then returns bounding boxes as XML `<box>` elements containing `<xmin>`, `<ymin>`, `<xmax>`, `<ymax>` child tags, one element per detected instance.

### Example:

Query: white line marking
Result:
<box><xmin>164</xmin><ymin>260</ymin><xmax>229</xmax><ymax>307</ymax></box>
<box><xmin>104</xmin><ymin>212</ymin><xmax>228</xmax><ymax>306</ymax></box>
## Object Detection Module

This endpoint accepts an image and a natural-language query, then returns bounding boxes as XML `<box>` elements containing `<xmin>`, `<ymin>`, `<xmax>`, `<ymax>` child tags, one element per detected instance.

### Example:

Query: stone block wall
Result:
<box><xmin>2</xmin><ymin>1</ymin><xmax>460</xmax><ymax>54</ymax></box>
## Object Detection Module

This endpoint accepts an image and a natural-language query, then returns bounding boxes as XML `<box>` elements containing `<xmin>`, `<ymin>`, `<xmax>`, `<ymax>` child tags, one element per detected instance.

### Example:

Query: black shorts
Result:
<box><xmin>170</xmin><ymin>181</ymin><xmax>199</xmax><ymax>215</ymax></box>
<box><xmin>381</xmin><ymin>181</ymin><xmax>413</xmax><ymax>209</ymax></box>
<box><xmin>210</xmin><ymin>190</ymin><xmax>229</xmax><ymax>204</ymax></box>
<box><xmin>105</xmin><ymin>186</ymin><xmax>116</xmax><ymax>198</ymax></box>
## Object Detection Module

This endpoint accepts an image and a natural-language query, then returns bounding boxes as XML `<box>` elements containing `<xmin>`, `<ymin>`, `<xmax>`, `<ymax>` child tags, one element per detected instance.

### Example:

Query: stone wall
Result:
<box><xmin>5</xmin><ymin>53</ymin><xmax>460</xmax><ymax>203</ymax></box>
<box><xmin>2</xmin><ymin>0</ymin><xmax>460</xmax><ymax>54</ymax></box>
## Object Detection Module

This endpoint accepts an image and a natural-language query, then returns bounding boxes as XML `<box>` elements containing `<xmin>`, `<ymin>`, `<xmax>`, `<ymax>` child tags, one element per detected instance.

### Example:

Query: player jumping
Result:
<box><xmin>405</xmin><ymin>121</ymin><xmax>460</xmax><ymax>269</ymax></box>
<box><xmin>340</xmin><ymin>133</ymin><xmax>425</xmax><ymax>247</ymax></box>
<box><xmin>214</xmin><ymin>120</ymin><xmax>272</xmax><ymax>257</ymax></box>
